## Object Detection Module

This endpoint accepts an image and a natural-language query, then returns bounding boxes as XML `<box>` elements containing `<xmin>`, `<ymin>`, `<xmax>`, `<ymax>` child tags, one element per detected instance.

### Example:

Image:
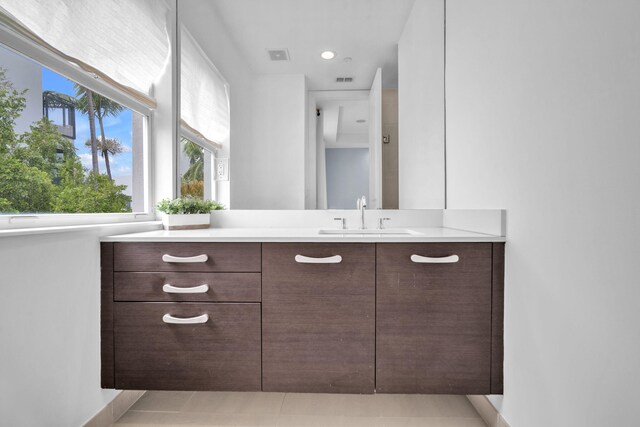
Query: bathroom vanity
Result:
<box><xmin>100</xmin><ymin>219</ymin><xmax>505</xmax><ymax>396</ymax></box>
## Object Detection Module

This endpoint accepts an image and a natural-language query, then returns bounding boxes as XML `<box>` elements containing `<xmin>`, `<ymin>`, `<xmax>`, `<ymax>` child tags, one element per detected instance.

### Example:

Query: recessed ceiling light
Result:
<box><xmin>343</xmin><ymin>57</ymin><xmax>352</xmax><ymax>62</ymax></box>
<box><xmin>321</xmin><ymin>50</ymin><xmax>336</xmax><ymax>60</ymax></box>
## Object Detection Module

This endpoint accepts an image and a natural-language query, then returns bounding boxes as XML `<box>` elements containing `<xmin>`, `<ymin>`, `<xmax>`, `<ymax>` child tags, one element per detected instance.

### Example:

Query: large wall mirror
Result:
<box><xmin>179</xmin><ymin>0</ymin><xmax>445</xmax><ymax>210</ymax></box>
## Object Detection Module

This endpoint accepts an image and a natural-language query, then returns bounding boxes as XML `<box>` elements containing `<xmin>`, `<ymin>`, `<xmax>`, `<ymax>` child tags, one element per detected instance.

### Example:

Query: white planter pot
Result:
<box><xmin>160</xmin><ymin>213</ymin><xmax>211</xmax><ymax>230</ymax></box>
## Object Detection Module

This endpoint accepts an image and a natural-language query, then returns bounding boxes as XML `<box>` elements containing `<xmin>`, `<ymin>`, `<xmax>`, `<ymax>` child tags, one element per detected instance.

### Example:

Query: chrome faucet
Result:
<box><xmin>356</xmin><ymin>195</ymin><xmax>367</xmax><ymax>229</ymax></box>
<box><xmin>334</xmin><ymin>217</ymin><xmax>346</xmax><ymax>230</ymax></box>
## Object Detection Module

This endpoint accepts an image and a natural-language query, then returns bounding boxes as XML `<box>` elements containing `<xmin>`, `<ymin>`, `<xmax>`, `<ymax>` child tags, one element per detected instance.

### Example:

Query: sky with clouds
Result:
<box><xmin>42</xmin><ymin>68</ymin><xmax>134</xmax><ymax>178</ymax></box>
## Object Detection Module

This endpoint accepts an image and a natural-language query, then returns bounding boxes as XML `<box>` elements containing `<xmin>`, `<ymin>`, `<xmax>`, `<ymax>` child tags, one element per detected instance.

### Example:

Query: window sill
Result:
<box><xmin>0</xmin><ymin>221</ymin><xmax>162</xmax><ymax>238</ymax></box>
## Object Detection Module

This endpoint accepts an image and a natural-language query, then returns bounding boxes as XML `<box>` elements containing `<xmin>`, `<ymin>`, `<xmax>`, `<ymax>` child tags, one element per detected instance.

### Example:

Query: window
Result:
<box><xmin>0</xmin><ymin>0</ymin><xmax>171</xmax><ymax>226</ymax></box>
<box><xmin>0</xmin><ymin>43</ymin><xmax>146</xmax><ymax>214</ymax></box>
<box><xmin>178</xmin><ymin>137</ymin><xmax>215</xmax><ymax>201</ymax></box>
<box><xmin>178</xmin><ymin>26</ymin><xmax>229</xmax><ymax>205</ymax></box>
<box><xmin>180</xmin><ymin>27</ymin><xmax>230</xmax><ymax>148</ymax></box>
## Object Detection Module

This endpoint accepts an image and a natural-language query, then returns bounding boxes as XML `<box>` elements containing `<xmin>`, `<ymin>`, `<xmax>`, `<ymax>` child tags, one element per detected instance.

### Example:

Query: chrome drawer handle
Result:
<box><xmin>162</xmin><ymin>314</ymin><xmax>209</xmax><ymax>324</ymax></box>
<box><xmin>410</xmin><ymin>254</ymin><xmax>460</xmax><ymax>264</ymax></box>
<box><xmin>294</xmin><ymin>254</ymin><xmax>343</xmax><ymax>264</ymax></box>
<box><xmin>162</xmin><ymin>254</ymin><xmax>208</xmax><ymax>263</ymax></box>
<box><xmin>162</xmin><ymin>284</ymin><xmax>209</xmax><ymax>294</ymax></box>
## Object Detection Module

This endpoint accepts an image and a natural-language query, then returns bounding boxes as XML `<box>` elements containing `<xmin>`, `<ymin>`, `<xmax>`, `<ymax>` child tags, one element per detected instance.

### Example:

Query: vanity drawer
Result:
<box><xmin>113</xmin><ymin>242</ymin><xmax>261</xmax><ymax>272</ymax></box>
<box><xmin>113</xmin><ymin>302</ymin><xmax>261</xmax><ymax>391</ymax></box>
<box><xmin>114</xmin><ymin>272</ymin><xmax>261</xmax><ymax>302</ymax></box>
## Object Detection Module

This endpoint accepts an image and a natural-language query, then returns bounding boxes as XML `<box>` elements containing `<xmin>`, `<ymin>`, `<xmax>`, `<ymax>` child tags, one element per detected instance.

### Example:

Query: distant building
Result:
<box><xmin>43</xmin><ymin>90</ymin><xmax>76</xmax><ymax>140</ymax></box>
<box><xmin>1</xmin><ymin>44</ymin><xmax>76</xmax><ymax>141</ymax></box>
<box><xmin>0</xmin><ymin>44</ymin><xmax>42</xmax><ymax>134</ymax></box>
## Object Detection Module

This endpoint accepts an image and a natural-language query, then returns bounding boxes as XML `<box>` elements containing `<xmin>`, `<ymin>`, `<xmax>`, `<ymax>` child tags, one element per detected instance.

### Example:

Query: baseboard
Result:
<box><xmin>467</xmin><ymin>395</ymin><xmax>510</xmax><ymax>427</ymax></box>
<box><xmin>83</xmin><ymin>390</ymin><xmax>146</xmax><ymax>427</ymax></box>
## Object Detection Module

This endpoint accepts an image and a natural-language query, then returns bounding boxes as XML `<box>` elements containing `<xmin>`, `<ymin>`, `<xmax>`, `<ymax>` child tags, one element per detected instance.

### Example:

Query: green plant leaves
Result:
<box><xmin>156</xmin><ymin>196</ymin><xmax>224</xmax><ymax>214</ymax></box>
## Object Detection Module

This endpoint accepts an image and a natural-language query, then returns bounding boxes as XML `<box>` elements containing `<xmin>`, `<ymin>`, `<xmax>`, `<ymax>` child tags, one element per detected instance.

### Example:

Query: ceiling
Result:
<box><xmin>208</xmin><ymin>0</ymin><xmax>417</xmax><ymax>90</ymax></box>
<box><xmin>317</xmin><ymin>97</ymin><xmax>369</xmax><ymax>148</ymax></box>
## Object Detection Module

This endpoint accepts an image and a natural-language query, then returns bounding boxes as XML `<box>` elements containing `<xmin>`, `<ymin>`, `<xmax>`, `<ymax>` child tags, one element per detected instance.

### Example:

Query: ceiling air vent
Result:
<box><xmin>336</xmin><ymin>77</ymin><xmax>354</xmax><ymax>83</ymax></box>
<box><xmin>267</xmin><ymin>49</ymin><xmax>290</xmax><ymax>61</ymax></box>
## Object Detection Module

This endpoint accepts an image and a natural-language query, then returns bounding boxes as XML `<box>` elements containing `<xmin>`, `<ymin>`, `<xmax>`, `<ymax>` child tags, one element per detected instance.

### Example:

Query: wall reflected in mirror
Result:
<box><xmin>179</xmin><ymin>0</ymin><xmax>444</xmax><ymax>209</ymax></box>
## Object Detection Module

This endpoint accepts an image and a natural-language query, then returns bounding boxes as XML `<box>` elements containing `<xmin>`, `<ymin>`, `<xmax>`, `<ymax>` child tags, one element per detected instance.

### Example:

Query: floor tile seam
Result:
<box><xmin>179</xmin><ymin>391</ymin><xmax>197</xmax><ymax>412</ymax></box>
<box><xmin>125</xmin><ymin>409</ymin><xmax>183</xmax><ymax>414</ymax></box>
<box><xmin>276</xmin><ymin>392</ymin><xmax>287</xmax><ymax>416</ymax></box>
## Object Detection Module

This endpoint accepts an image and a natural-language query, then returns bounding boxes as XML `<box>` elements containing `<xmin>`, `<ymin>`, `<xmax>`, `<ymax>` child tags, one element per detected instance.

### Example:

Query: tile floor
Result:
<box><xmin>115</xmin><ymin>391</ymin><xmax>487</xmax><ymax>427</ymax></box>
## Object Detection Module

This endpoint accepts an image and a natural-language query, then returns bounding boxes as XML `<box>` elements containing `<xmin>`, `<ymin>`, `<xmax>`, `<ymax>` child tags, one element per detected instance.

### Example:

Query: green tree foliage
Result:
<box><xmin>0</xmin><ymin>68</ymin><xmax>26</xmax><ymax>155</ymax></box>
<box><xmin>0</xmin><ymin>155</ymin><xmax>53</xmax><ymax>212</ymax></box>
<box><xmin>10</xmin><ymin>118</ymin><xmax>76</xmax><ymax>179</ymax></box>
<box><xmin>0</xmin><ymin>197</ymin><xmax>15</xmax><ymax>212</ymax></box>
<box><xmin>0</xmin><ymin>67</ymin><xmax>131</xmax><ymax>214</ymax></box>
<box><xmin>52</xmin><ymin>172</ymin><xmax>131</xmax><ymax>213</ymax></box>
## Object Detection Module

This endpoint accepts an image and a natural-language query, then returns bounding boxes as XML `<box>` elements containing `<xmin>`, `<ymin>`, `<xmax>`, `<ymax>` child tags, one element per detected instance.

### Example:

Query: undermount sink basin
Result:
<box><xmin>318</xmin><ymin>228</ymin><xmax>419</xmax><ymax>235</ymax></box>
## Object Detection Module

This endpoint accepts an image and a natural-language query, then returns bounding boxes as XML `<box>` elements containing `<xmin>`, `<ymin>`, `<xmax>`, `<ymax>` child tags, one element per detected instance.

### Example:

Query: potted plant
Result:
<box><xmin>156</xmin><ymin>196</ymin><xmax>224</xmax><ymax>230</ymax></box>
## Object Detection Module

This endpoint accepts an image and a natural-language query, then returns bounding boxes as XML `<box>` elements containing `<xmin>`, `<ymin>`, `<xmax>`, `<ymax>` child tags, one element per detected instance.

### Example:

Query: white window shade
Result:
<box><xmin>0</xmin><ymin>0</ymin><xmax>170</xmax><ymax>108</ymax></box>
<box><xmin>180</xmin><ymin>27</ymin><xmax>230</xmax><ymax>151</ymax></box>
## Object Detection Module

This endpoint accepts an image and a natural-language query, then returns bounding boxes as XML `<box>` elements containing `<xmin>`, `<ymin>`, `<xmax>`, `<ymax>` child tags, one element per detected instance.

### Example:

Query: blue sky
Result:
<box><xmin>41</xmin><ymin>68</ymin><xmax>133</xmax><ymax>178</ymax></box>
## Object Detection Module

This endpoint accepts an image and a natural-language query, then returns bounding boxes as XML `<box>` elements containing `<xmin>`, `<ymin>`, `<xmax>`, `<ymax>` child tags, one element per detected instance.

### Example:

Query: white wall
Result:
<box><xmin>398</xmin><ymin>0</ymin><xmax>445</xmax><ymax>209</ymax></box>
<box><xmin>0</xmin><ymin>224</ymin><xmax>158</xmax><ymax>427</ymax></box>
<box><xmin>325</xmin><ymin>148</ymin><xmax>369</xmax><ymax>209</ymax></box>
<box><xmin>0</xmin><ymin>43</ymin><xmax>43</xmax><ymax>135</ymax></box>
<box><xmin>446</xmin><ymin>1</ymin><xmax>640</xmax><ymax>426</ymax></box>
<box><xmin>235</xmin><ymin>74</ymin><xmax>307</xmax><ymax>209</ymax></box>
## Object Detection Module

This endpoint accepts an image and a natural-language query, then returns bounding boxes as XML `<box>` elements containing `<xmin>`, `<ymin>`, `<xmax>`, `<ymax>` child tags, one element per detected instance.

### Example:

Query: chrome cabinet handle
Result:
<box><xmin>410</xmin><ymin>254</ymin><xmax>460</xmax><ymax>264</ymax></box>
<box><xmin>294</xmin><ymin>254</ymin><xmax>343</xmax><ymax>264</ymax></box>
<box><xmin>162</xmin><ymin>284</ymin><xmax>209</xmax><ymax>294</ymax></box>
<box><xmin>162</xmin><ymin>314</ymin><xmax>209</xmax><ymax>324</ymax></box>
<box><xmin>162</xmin><ymin>254</ymin><xmax>208</xmax><ymax>263</ymax></box>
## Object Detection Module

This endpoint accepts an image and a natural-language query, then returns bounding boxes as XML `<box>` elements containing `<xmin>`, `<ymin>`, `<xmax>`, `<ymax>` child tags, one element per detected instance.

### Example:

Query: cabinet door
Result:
<box><xmin>114</xmin><ymin>302</ymin><xmax>261</xmax><ymax>391</ymax></box>
<box><xmin>376</xmin><ymin>243</ymin><xmax>492</xmax><ymax>394</ymax></box>
<box><xmin>262</xmin><ymin>243</ymin><xmax>375</xmax><ymax>393</ymax></box>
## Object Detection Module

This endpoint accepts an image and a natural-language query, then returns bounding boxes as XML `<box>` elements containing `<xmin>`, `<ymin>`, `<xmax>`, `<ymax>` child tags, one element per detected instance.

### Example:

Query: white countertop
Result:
<box><xmin>101</xmin><ymin>227</ymin><xmax>505</xmax><ymax>243</ymax></box>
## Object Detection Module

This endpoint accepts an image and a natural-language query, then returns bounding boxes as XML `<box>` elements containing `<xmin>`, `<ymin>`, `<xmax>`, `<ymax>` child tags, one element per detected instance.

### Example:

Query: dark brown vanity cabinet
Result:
<box><xmin>376</xmin><ymin>243</ymin><xmax>504</xmax><ymax>395</ymax></box>
<box><xmin>113</xmin><ymin>302</ymin><xmax>261</xmax><ymax>391</ymax></box>
<box><xmin>262</xmin><ymin>243</ymin><xmax>376</xmax><ymax>393</ymax></box>
<box><xmin>101</xmin><ymin>242</ymin><xmax>262</xmax><ymax>391</ymax></box>
<box><xmin>101</xmin><ymin>241</ymin><xmax>503</xmax><ymax>394</ymax></box>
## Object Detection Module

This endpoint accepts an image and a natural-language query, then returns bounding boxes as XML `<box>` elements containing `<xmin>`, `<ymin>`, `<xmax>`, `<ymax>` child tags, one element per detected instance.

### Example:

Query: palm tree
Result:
<box><xmin>74</xmin><ymin>85</ymin><xmax>99</xmax><ymax>174</ymax></box>
<box><xmin>85</xmin><ymin>137</ymin><xmax>124</xmax><ymax>180</ymax></box>
<box><xmin>182</xmin><ymin>138</ymin><xmax>205</xmax><ymax>182</ymax></box>
<box><xmin>92</xmin><ymin>95</ymin><xmax>124</xmax><ymax>158</ymax></box>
